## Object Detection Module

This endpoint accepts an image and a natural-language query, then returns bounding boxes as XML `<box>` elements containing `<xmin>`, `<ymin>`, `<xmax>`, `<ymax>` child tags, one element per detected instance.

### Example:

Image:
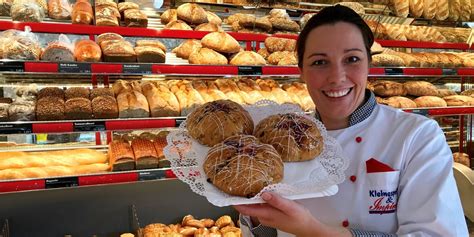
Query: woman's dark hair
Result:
<box><xmin>297</xmin><ymin>5</ymin><xmax>374</xmax><ymax>68</ymax></box>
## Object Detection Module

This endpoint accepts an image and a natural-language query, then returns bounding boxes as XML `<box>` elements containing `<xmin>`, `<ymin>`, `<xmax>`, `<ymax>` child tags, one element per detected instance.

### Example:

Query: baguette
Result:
<box><xmin>0</xmin><ymin>163</ymin><xmax>110</xmax><ymax>180</ymax></box>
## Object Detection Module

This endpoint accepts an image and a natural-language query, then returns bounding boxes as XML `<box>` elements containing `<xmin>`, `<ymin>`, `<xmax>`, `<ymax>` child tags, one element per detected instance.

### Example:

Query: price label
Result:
<box><xmin>59</xmin><ymin>63</ymin><xmax>91</xmax><ymax>73</ymax></box>
<box><xmin>0</xmin><ymin>123</ymin><xmax>32</xmax><ymax>134</ymax></box>
<box><xmin>238</xmin><ymin>66</ymin><xmax>262</xmax><ymax>75</ymax></box>
<box><xmin>45</xmin><ymin>177</ymin><xmax>79</xmax><ymax>189</ymax></box>
<box><xmin>123</xmin><ymin>64</ymin><xmax>152</xmax><ymax>74</ymax></box>
<box><xmin>138</xmin><ymin>170</ymin><xmax>166</xmax><ymax>181</ymax></box>
<box><xmin>411</xmin><ymin>109</ymin><xmax>429</xmax><ymax>116</ymax></box>
<box><xmin>384</xmin><ymin>68</ymin><xmax>403</xmax><ymax>75</ymax></box>
<box><xmin>442</xmin><ymin>68</ymin><xmax>457</xmax><ymax>75</ymax></box>
<box><xmin>0</xmin><ymin>61</ymin><xmax>24</xmax><ymax>72</ymax></box>
<box><xmin>175</xmin><ymin>119</ymin><xmax>185</xmax><ymax>127</ymax></box>
<box><xmin>73</xmin><ymin>121</ymin><xmax>106</xmax><ymax>132</ymax></box>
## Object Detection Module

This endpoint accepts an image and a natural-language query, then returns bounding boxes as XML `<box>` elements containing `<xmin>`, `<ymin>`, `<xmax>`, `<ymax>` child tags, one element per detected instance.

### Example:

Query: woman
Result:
<box><xmin>235</xmin><ymin>5</ymin><xmax>469</xmax><ymax>237</ymax></box>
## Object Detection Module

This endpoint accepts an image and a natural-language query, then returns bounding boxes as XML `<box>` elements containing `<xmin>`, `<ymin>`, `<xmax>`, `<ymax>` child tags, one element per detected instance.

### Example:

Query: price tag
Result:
<box><xmin>238</xmin><ymin>66</ymin><xmax>262</xmax><ymax>75</ymax></box>
<box><xmin>384</xmin><ymin>68</ymin><xmax>403</xmax><ymax>75</ymax></box>
<box><xmin>59</xmin><ymin>63</ymin><xmax>91</xmax><ymax>73</ymax></box>
<box><xmin>45</xmin><ymin>177</ymin><xmax>79</xmax><ymax>189</ymax></box>
<box><xmin>411</xmin><ymin>109</ymin><xmax>429</xmax><ymax>116</ymax></box>
<box><xmin>175</xmin><ymin>119</ymin><xmax>185</xmax><ymax>127</ymax></box>
<box><xmin>123</xmin><ymin>64</ymin><xmax>152</xmax><ymax>74</ymax></box>
<box><xmin>73</xmin><ymin>121</ymin><xmax>106</xmax><ymax>132</ymax></box>
<box><xmin>442</xmin><ymin>68</ymin><xmax>457</xmax><ymax>75</ymax></box>
<box><xmin>0</xmin><ymin>61</ymin><xmax>24</xmax><ymax>72</ymax></box>
<box><xmin>138</xmin><ymin>170</ymin><xmax>166</xmax><ymax>181</ymax></box>
<box><xmin>0</xmin><ymin>123</ymin><xmax>32</xmax><ymax>134</ymax></box>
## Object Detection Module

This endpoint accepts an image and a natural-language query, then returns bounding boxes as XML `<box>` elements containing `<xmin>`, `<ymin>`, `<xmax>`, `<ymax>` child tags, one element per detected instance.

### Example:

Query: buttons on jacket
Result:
<box><xmin>355</xmin><ymin>136</ymin><xmax>362</xmax><ymax>143</ymax></box>
<box><xmin>350</xmin><ymin>175</ymin><xmax>357</xmax><ymax>182</ymax></box>
<box><xmin>342</xmin><ymin>220</ymin><xmax>349</xmax><ymax>227</ymax></box>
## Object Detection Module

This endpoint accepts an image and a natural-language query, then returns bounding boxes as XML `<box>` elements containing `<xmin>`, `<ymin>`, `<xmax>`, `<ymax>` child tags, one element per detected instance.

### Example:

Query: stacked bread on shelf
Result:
<box><xmin>258</xmin><ymin>36</ymin><xmax>297</xmax><ymax>66</ymax></box>
<box><xmin>227</xmin><ymin>9</ymin><xmax>300</xmax><ymax>34</ymax></box>
<box><xmin>161</xmin><ymin>3</ymin><xmax>223</xmax><ymax>31</ymax></box>
<box><xmin>370</xmin><ymin>80</ymin><xmax>474</xmax><ymax>108</ymax></box>
<box><xmin>108</xmin><ymin>135</ymin><xmax>168</xmax><ymax>171</ymax></box>
<box><xmin>0</xmin><ymin>148</ymin><xmax>109</xmax><ymax>180</ymax></box>
<box><xmin>142</xmin><ymin>215</ymin><xmax>241</xmax><ymax>237</ymax></box>
<box><xmin>372</xmin><ymin>49</ymin><xmax>474</xmax><ymax>68</ymax></box>
<box><xmin>391</xmin><ymin>0</ymin><xmax>474</xmax><ymax>21</ymax></box>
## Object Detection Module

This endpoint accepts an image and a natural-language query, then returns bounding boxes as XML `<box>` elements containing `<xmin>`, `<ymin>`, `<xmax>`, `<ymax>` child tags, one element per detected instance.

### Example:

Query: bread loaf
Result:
<box><xmin>194</xmin><ymin>23</ymin><xmax>223</xmax><ymax>32</ymax></box>
<box><xmin>437</xmin><ymin>88</ymin><xmax>457</xmax><ymax>97</ymax></box>
<box><xmin>95</xmin><ymin>7</ymin><xmax>119</xmax><ymax>26</ymax></box>
<box><xmin>230</xmin><ymin>51</ymin><xmax>266</xmax><ymax>66</ymax></box>
<box><xmin>36</xmin><ymin>97</ymin><xmax>65</xmax><ymax>121</ymax></box>
<box><xmin>134</xmin><ymin>46</ymin><xmax>165</xmax><ymax>63</ymax></box>
<box><xmin>65</xmin><ymin>98</ymin><xmax>92</xmax><ymax>119</ymax></box>
<box><xmin>92</xmin><ymin>95</ymin><xmax>118</xmax><ymax>119</ymax></box>
<box><xmin>460</xmin><ymin>0</ymin><xmax>472</xmax><ymax>21</ymax></box>
<box><xmin>443</xmin><ymin>95</ymin><xmax>473</xmax><ymax>106</ymax></box>
<box><xmin>403</xmin><ymin>81</ymin><xmax>438</xmax><ymax>96</ymax></box>
<box><xmin>0</xmin><ymin>0</ymin><xmax>13</xmax><ymax>16</ymax></box>
<box><xmin>372</xmin><ymin>81</ymin><xmax>407</xmax><ymax>97</ymax></box>
<box><xmin>206</xmin><ymin>11</ymin><xmax>222</xmax><ymax>25</ymax></box>
<box><xmin>383</xmin><ymin>96</ymin><xmax>417</xmax><ymax>108</ymax></box>
<box><xmin>268</xmin><ymin>51</ymin><xmax>297</xmax><ymax>65</ymax></box>
<box><xmin>409</xmin><ymin>0</ymin><xmax>423</xmax><ymax>17</ymax></box>
<box><xmin>90</xmin><ymin>87</ymin><xmax>114</xmax><ymax>99</ymax></box>
<box><xmin>435</xmin><ymin>0</ymin><xmax>449</xmax><ymax>20</ymax></box>
<box><xmin>214</xmin><ymin>79</ymin><xmax>244</xmax><ymax>104</ymax></box>
<box><xmin>449</xmin><ymin>0</ymin><xmax>461</xmax><ymax>21</ymax></box>
<box><xmin>160</xmin><ymin>8</ymin><xmax>177</xmax><ymax>24</ymax></box>
<box><xmin>141</xmin><ymin>81</ymin><xmax>180</xmax><ymax>117</ymax></box>
<box><xmin>188</xmin><ymin>47</ymin><xmax>228</xmax><ymax>65</ymax></box>
<box><xmin>117</xmin><ymin>91</ymin><xmax>149</xmax><ymax>118</ymax></box>
<box><xmin>422</xmin><ymin>0</ymin><xmax>436</xmax><ymax>19</ymax></box>
<box><xmin>264</xmin><ymin>37</ymin><xmax>296</xmax><ymax>53</ymax></box>
<box><xmin>269</xmin><ymin>17</ymin><xmax>300</xmax><ymax>32</ymax></box>
<box><xmin>101</xmin><ymin>40</ymin><xmax>136</xmax><ymax>62</ymax></box>
<box><xmin>74</xmin><ymin>39</ymin><xmax>101</xmax><ymax>62</ymax></box>
<box><xmin>113</xmin><ymin>80</ymin><xmax>142</xmax><ymax>95</ymax></box>
<box><xmin>108</xmin><ymin>140</ymin><xmax>135</xmax><ymax>171</ymax></box>
<box><xmin>164</xmin><ymin>20</ymin><xmax>192</xmax><ymax>30</ymax></box>
<box><xmin>201</xmin><ymin>32</ymin><xmax>241</xmax><ymax>54</ymax></box>
<box><xmin>191</xmin><ymin>80</ymin><xmax>214</xmax><ymax>103</ymax></box>
<box><xmin>173</xmin><ymin>39</ymin><xmax>202</xmax><ymax>59</ymax></box>
<box><xmin>124</xmin><ymin>9</ymin><xmax>147</xmax><ymax>28</ymax></box>
<box><xmin>38</xmin><ymin>87</ymin><xmax>64</xmax><ymax>100</ymax></box>
<box><xmin>131</xmin><ymin>138</ymin><xmax>158</xmax><ymax>169</ymax></box>
<box><xmin>8</xmin><ymin>100</ymin><xmax>35</xmax><ymax>121</ymax></box>
<box><xmin>256</xmin><ymin>79</ymin><xmax>293</xmax><ymax>104</ymax></box>
<box><xmin>413</xmin><ymin>96</ymin><xmax>447</xmax><ymax>107</ymax></box>
<box><xmin>236</xmin><ymin>79</ymin><xmax>265</xmax><ymax>104</ymax></box>
<box><xmin>206</xmin><ymin>81</ymin><xmax>228</xmax><ymax>101</ymax></box>
<box><xmin>392</xmin><ymin>0</ymin><xmax>409</xmax><ymax>17</ymax></box>
<box><xmin>41</xmin><ymin>41</ymin><xmax>74</xmax><ymax>62</ymax></box>
<box><xmin>117</xmin><ymin>2</ymin><xmax>138</xmax><ymax>16</ymax></box>
<box><xmin>0</xmin><ymin>163</ymin><xmax>109</xmax><ymax>180</ymax></box>
<box><xmin>177</xmin><ymin>3</ymin><xmax>208</xmax><ymax>25</ymax></box>
<box><xmin>136</xmin><ymin>40</ymin><xmax>166</xmax><ymax>52</ymax></box>
<box><xmin>382</xmin><ymin>23</ymin><xmax>407</xmax><ymax>41</ymax></box>
<box><xmin>97</xmin><ymin>32</ymin><xmax>123</xmax><ymax>47</ymax></box>
<box><xmin>48</xmin><ymin>0</ymin><xmax>71</xmax><ymax>19</ymax></box>
<box><xmin>65</xmin><ymin>87</ymin><xmax>89</xmax><ymax>100</ymax></box>
<box><xmin>152</xmin><ymin>136</ymin><xmax>167</xmax><ymax>161</ymax></box>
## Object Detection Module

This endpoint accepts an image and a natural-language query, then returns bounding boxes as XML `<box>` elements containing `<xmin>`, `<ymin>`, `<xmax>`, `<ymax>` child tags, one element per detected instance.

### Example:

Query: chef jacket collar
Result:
<box><xmin>314</xmin><ymin>89</ymin><xmax>377</xmax><ymax>127</ymax></box>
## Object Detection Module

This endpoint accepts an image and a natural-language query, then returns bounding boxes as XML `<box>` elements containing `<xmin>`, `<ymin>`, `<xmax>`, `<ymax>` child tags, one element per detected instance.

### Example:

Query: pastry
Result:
<box><xmin>254</xmin><ymin>113</ymin><xmax>323</xmax><ymax>162</ymax></box>
<box><xmin>201</xmin><ymin>32</ymin><xmax>241</xmax><ymax>54</ymax></box>
<box><xmin>92</xmin><ymin>95</ymin><xmax>118</xmax><ymax>119</ymax></box>
<box><xmin>186</xmin><ymin>100</ymin><xmax>254</xmax><ymax>146</ymax></box>
<box><xmin>413</xmin><ymin>96</ymin><xmax>447</xmax><ymax>108</ymax></box>
<box><xmin>203</xmin><ymin>134</ymin><xmax>283</xmax><ymax>197</ymax></box>
<box><xmin>65</xmin><ymin>97</ymin><xmax>92</xmax><ymax>120</ymax></box>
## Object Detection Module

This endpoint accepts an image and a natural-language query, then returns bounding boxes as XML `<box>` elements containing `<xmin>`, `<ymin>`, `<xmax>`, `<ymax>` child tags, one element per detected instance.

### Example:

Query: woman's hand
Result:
<box><xmin>234</xmin><ymin>192</ymin><xmax>351</xmax><ymax>237</ymax></box>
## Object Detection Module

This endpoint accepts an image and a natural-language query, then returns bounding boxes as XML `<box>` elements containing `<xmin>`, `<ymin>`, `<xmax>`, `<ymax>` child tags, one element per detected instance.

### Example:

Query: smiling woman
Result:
<box><xmin>235</xmin><ymin>5</ymin><xmax>469</xmax><ymax>237</ymax></box>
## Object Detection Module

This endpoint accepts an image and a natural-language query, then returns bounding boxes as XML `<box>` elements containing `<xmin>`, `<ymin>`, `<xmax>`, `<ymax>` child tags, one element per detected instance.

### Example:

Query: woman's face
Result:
<box><xmin>301</xmin><ymin>22</ymin><xmax>369</xmax><ymax>122</ymax></box>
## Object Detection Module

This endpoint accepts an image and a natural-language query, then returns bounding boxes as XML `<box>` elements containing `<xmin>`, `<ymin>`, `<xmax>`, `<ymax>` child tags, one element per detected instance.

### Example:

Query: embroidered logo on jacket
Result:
<box><xmin>368</xmin><ymin>189</ymin><xmax>398</xmax><ymax>214</ymax></box>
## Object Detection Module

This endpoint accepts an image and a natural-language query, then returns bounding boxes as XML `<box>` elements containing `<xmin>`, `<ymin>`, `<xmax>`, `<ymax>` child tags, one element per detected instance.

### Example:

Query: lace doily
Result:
<box><xmin>164</xmin><ymin>100</ymin><xmax>349</xmax><ymax>207</ymax></box>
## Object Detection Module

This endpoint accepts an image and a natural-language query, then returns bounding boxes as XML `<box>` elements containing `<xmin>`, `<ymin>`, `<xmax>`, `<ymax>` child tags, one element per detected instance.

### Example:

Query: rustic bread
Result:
<box><xmin>443</xmin><ymin>95</ymin><xmax>474</xmax><ymax>106</ymax></box>
<box><xmin>229</xmin><ymin>51</ymin><xmax>266</xmax><ymax>66</ymax></box>
<box><xmin>201</xmin><ymin>32</ymin><xmax>241</xmax><ymax>54</ymax></box>
<box><xmin>164</xmin><ymin>20</ymin><xmax>192</xmax><ymax>30</ymax></box>
<box><xmin>177</xmin><ymin>3</ymin><xmax>208</xmax><ymax>25</ymax></box>
<box><xmin>403</xmin><ymin>81</ymin><xmax>438</xmax><ymax>97</ymax></box>
<box><xmin>173</xmin><ymin>39</ymin><xmax>202</xmax><ymax>59</ymax></box>
<box><xmin>117</xmin><ymin>91</ymin><xmax>149</xmax><ymax>118</ymax></box>
<box><xmin>413</xmin><ymin>96</ymin><xmax>447</xmax><ymax>107</ymax></box>
<box><xmin>383</xmin><ymin>96</ymin><xmax>417</xmax><ymax>108</ymax></box>
<box><xmin>160</xmin><ymin>8</ymin><xmax>177</xmax><ymax>24</ymax></box>
<box><xmin>372</xmin><ymin>81</ymin><xmax>407</xmax><ymax>97</ymax></box>
<box><xmin>188</xmin><ymin>47</ymin><xmax>228</xmax><ymax>65</ymax></box>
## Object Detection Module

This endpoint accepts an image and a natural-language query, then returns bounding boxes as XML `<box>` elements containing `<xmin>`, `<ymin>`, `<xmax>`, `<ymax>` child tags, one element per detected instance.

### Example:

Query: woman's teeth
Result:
<box><xmin>324</xmin><ymin>88</ymin><xmax>351</xmax><ymax>98</ymax></box>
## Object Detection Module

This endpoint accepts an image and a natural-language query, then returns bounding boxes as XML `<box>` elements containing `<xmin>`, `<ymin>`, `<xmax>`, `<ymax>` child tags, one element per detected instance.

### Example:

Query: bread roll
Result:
<box><xmin>176</xmin><ymin>3</ymin><xmax>208</xmax><ymax>24</ymax></box>
<box><xmin>164</xmin><ymin>20</ymin><xmax>192</xmax><ymax>30</ymax></box>
<box><xmin>392</xmin><ymin>0</ymin><xmax>409</xmax><ymax>17</ymax></box>
<box><xmin>201</xmin><ymin>32</ymin><xmax>241</xmax><ymax>54</ymax></box>
<box><xmin>187</xmin><ymin>100</ymin><xmax>254</xmax><ymax>146</ymax></box>
<box><xmin>422</xmin><ymin>0</ymin><xmax>436</xmax><ymax>19</ymax></box>
<box><xmin>141</xmin><ymin>81</ymin><xmax>180</xmax><ymax>117</ymax></box>
<box><xmin>403</xmin><ymin>81</ymin><xmax>438</xmax><ymax>96</ymax></box>
<box><xmin>443</xmin><ymin>95</ymin><xmax>473</xmax><ymax>106</ymax></box>
<box><xmin>230</xmin><ymin>51</ymin><xmax>266</xmax><ymax>66</ymax></box>
<box><xmin>372</xmin><ymin>81</ymin><xmax>407</xmax><ymax>97</ymax></box>
<box><xmin>194</xmin><ymin>23</ymin><xmax>223</xmax><ymax>32</ymax></box>
<box><xmin>409</xmin><ymin>0</ymin><xmax>423</xmax><ymax>17</ymax></box>
<box><xmin>435</xmin><ymin>0</ymin><xmax>449</xmax><ymax>20</ymax></box>
<box><xmin>117</xmin><ymin>91</ymin><xmax>149</xmax><ymax>118</ymax></box>
<box><xmin>206</xmin><ymin>11</ymin><xmax>222</xmax><ymax>25</ymax></box>
<box><xmin>413</xmin><ymin>96</ymin><xmax>447</xmax><ymax>107</ymax></box>
<box><xmin>383</xmin><ymin>96</ymin><xmax>417</xmax><ymax>108</ymax></box>
<box><xmin>188</xmin><ymin>47</ymin><xmax>228</xmax><ymax>65</ymax></box>
<box><xmin>131</xmin><ymin>138</ymin><xmax>158</xmax><ymax>169</ymax></box>
<box><xmin>203</xmin><ymin>134</ymin><xmax>283</xmax><ymax>197</ymax></box>
<box><xmin>160</xmin><ymin>8</ymin><xmax>177</xmax><ymax>24</ymax></box>
<box><xmin>108</xmin><ymin>140</ymin><xmax>135</xmax><ymax>171</ymax></box>
<box><xmin>264</xmin><ymin>37</ymin><xmax>296</xmax><ymax>53</ymax></box>
<box><xmin>448</xmin><ymin>0</ymin><xmax>461</xmax><ymax>21</ymax></box>
<box><xmin>74</xmin><ymin>39</ymin><xmax>101</xmax><ymax>62</ymax></box>
<box><xmin>173</xmin><ymin>39</ymin><xmax>202</xmax><ymax>59</ymax></box>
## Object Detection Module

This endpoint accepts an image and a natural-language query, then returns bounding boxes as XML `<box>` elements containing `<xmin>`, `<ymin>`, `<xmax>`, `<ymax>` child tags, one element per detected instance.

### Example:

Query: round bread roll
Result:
<box><xmin>201</xmin><ymin>32</ymin><xmax>241</xmax><ymax>54</ymax></box>
<box><xmin>203</xmin><ymin>134</ymin><xmax>283</xmax><ymax>197</ymax></box>
<box><xmin>177</xmin><ymin>3</ymin><xmax>208</xmax><ymax>25</ymax></box>
<box><xmin>230</xmin><ymin>51</ymin><xmax>266</xmax><ymax>66</ymax></box>
<box><xmin>165</xmin><ymin>20</ymin><xmax>192</xmax><ymax>30</ymax></box>
<box><xmin>383</xmin><ymin>96</ymin><xmax>417</xmax><ymax>108</ymax></box>
<box><xmin>194</xmin><ymin>23</ymin><xmax>223</xmax><ymax>32</ymax></box>
<box><xmin>187</xmin><ymin>100</ymin><xmax>254</xmax><ymax>146</ymax></box>
<box><xmin>254</xmin><ymin>113</ymin><xmax>323</xmax><ymax>162</ymax></box>
<box><xmin>257</xmin><ymin>48</ymin><xmax>270</xmax><ymax>59</ymax></box>
<box><xmin>443</xmin><ymin>95</ymin><xmax>473</xmax><ymax>106</ymax></box>
<box><xmin>173</xmin><ymin>39</ymin><xmax>202</xmax><ymax>59</ymax></box>
<box><xmin>413</xmin><ymin>96</ymin><xmax>447</xmax><ymax>108</ymax></box>
<box><xmin>371</xmin><ymin>81</ymin><xmax>407</xmax><ymax>97</ymax></box>
<box><xmin>437</xmin><ymin>88</ymin><xmax>457</xmax><ymax>97</ymax></box>
<box><xmin>206</xmin><ymin>11</ymin><xmax>222</xmax><ymax>25</ymax></box>
<box><xmin>188</xmin><ymin>48</ymin><xmax>228</xmax><ymax>65</ymax></box>
<box><xmin>403</xmin><ymin>81</ymin><xmax>438</xmax><ymax>97</ymax></box>
<box><xmin>160</xmin><ymin>9</ymin><xmax>177</xmax><ymax>24</ymax></box>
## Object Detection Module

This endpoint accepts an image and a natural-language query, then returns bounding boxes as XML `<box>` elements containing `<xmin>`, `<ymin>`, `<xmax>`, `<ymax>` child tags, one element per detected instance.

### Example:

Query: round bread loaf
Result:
<box><xmin>188</xmin><ymin>48</ymin><xmax>228</xmax><ymax>65</ymax></box>
<box><xmin>413</xmin><ymin>96</ymin><xmax>447</xmax><ymax>108</ymax></box>
<box><xmin>437</xmin><ymin>88</ymin><xmax>457</xmax><ymax>97</ymax></box>
<box><xmin>383</xmin><ymin>96</ymin><xmax>417</xmax><ymax>108</ymax></box>
<box><xmin>65</xmin><ymin>98</ymin><xmax>92</xmax><ymax>120</ymax></box>
<box><xmin>254</xmin><ymin>113</ymin><xmax>323</xmax><ymax>162</ymax></box>
<box><xmin>160</xmin><ymin>9</ymin><xmax>177</xmax><ymax>25</ymax></box>
<box><xmin>177</xmin><ymin>3</ymin><xmax>208</xmax><ymax>25</ymax></box>
<box><xmin>38</xmin><ymin>87</ymin><xmax>64</xmax><ymax>100</ymax></box>
<box><xmin>36</xmin><ymin>96</ymin><xmax>65</xmax><ymax>121</ymax></box>
<box><xmin>201</xmin><ymin>32</ymin><xmax>241</xmax><ymax>54</ymax></box>
<box><xmin>372</xmin><ymin>81</ymin><xmax>407</xmax><ymax>97</ymax></box>
<box><xmin>186</xmin><ymin>100</ymin><xmax>254</xmax><ymax>146</ymax></box>
<box><xmin>230</xmin><ymin>51</ymin><xmax>266</xmax><ymax>66</ymax></box>
<box><xmin>90</xmin><ymin>87</ymin><xmax>114</xmax><ymax>100</ymax></box>
<box><xmin>65</xmin><ymin>87</ymin><xmax>90</xmax><ymax>100</ymax></box>
<box><xmin>173</xmin><ymin>39</ymin><xmax>202</xmax><ymax>59</ymax></box>
<box><xmin>203</xmin><ymin>134</ymin><xmax>283</xmax><ymax>197</ymax></box>
<box><xmin>206</xmin><ymin>11</ymin><xmax>222</xmax><ymax>25</ymax></box>
<box><xmin>443</xmin><ymin>95</ymin><xmax>473</xmax><ymax>106</ymax></box>
<box><xmin>404</xmin><ymin>81</ymin><xmax>438</xmax><ymax>96</ymax></box>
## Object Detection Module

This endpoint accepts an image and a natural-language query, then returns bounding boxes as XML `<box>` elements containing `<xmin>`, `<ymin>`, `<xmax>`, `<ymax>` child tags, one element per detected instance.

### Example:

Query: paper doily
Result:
<box><xmin>164</xmin><ymin>100</ymin><xmax>349</xmax><ymax>207</ymax></box>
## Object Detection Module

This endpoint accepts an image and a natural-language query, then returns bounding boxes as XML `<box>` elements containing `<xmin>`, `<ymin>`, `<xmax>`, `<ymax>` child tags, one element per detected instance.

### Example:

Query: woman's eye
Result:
<box><xmin>346</xmin><ymin>56</ymin><xmax>360</xmax><ymax>63</ymax></box>
<box><xmin>312</xmin><ymin>60</ymin><xmax>326</xmax><ymax>66</ymax></box>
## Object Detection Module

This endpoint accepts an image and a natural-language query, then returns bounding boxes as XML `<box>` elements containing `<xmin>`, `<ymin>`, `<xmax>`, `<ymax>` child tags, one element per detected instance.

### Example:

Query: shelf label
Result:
<box><xmin>45</xmin><ymin>177</ymin><xmax>79</xmax><ymax>189</ymax></box>
<box><xmin>384</xmin><ymin>68</ymin><xmax>403</xmax><ymax>75</ymax></box>
<box><xmin>238</xmin><ymin>66</ymin><xmax>262</xmax><ymax>75</ymax></box>
<box><xmin>0</xmin><ymin>123</ymin><xmax>32</xmax><ymax>134</ymax></box>
<box><xmin>442</xmin><ymin>68</ymin><xmax>457</xmax><ymax>75</ymax></box>
<box><xmin>123</xmin><ymin>64</ymin><xmax>152</xmax><ymax>74</ymax></box>
<box><xmin>411</xmin><ymin>109</ymin><xmax>429</xmax><ymax>116</ymax></box>
<box><xmin>0</xmin><ymin>61</ymin><xmax>24</xmax><ymax>72</ymax></box>
<box><xmin>59</xmin><ymin>63</ymin><xmax>91</xmax><ymax>73</ymax></box>
<box><xmin>175</xmin><ymin>118</ymin><xmax>185</xmax><ymax>127</ymax></box>
<box><xmin>73</xmin><ymin>121</ymin><xmax>106</xmax><ymax>132</ymax></box>
<box><xmin>138</xmin><ymin>170</ymin><xmax>166</xmax><ymax>181</ymax></box>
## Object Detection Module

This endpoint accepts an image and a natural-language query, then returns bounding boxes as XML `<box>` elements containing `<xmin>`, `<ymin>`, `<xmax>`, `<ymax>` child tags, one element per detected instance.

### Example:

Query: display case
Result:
<box><xmin>0</xmin><ymin>0</ymin><xmax>473</xmax><ymax>236</ymax></box>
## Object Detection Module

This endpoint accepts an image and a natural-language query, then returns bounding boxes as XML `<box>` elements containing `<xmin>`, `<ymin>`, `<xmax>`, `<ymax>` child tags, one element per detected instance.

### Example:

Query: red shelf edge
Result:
<box><xmin>78</xmin><ymin>172</ymin><xmax>138</xmax><ymax>186</ymax></box>
<box><xmin>105</xmin><ymin>119</ymin><xmax>176</xmax><ymax>130</ymax></box>
<box><xmin>376</xmin><ymin>40</ymin><xmax>472</xmax><ymax>50</ymax></box>
<box><xmin>0</xmin><ymin>179</ymin><xmax>45</xmax><ymax>193</ymax></box>
<box><xmin>32</xmin><ymin>122</ymin><xmax>73</xmax><ymax>133</ymax></box>
<box><xmin>24</xmin><ymin>62</ymin><xmax>58</xmax><ymax>73</ymax></box>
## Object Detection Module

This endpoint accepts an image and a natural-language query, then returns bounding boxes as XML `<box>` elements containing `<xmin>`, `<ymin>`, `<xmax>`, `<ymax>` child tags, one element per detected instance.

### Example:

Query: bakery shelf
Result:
<box><xmin>376</xmin><ymin>40</ymin><xmax>474</xmax><ymax>50</ymax></box>
<box><xmin>0</xmin><ymin>167</ymin><xmax>176</xmax><ymax>194</ymax></box>
<box><xmin>403</xmin><ymin>107</ymin><xmax>474</xmax><ymax>116</ymax></box>
<box><xmin>369</xmin><ymin>67</ymin><xmax>466</xmax><ymax>77</ymax></box>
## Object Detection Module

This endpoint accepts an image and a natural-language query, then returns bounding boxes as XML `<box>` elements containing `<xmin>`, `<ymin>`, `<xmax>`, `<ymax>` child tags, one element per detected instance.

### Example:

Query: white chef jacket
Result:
<box><xmin>242</xmin><ymin>104</ymin><xmax>468</xmax><ymax>237</ymax></box>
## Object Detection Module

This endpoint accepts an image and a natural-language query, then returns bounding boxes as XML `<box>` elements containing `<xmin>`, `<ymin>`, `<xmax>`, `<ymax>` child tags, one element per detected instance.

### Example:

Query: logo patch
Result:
<box><xmin>368</xmin><ymin>189</ymin><xmax>397</xmax><ymax>214</ymax></box>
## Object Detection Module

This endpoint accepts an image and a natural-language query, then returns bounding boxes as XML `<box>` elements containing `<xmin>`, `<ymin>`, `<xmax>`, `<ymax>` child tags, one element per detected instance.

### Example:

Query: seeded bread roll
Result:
<box><xmin>254</xmin><ymin>113</ymin><xmax>323</xmax><ymax>162</ymax></box>
<box><xmin>92</xmin><ymin>95</ymin><xmax>118</xmax><ymax>119</ymax></box>
<box><xmin>186</xmin><ymin>100</ymin><xmax>254</xmax><ymax>146</ymax></box>
<box><xmin>413</xmin><ymin>96</ymin><xmax>447</xmax><ymax>108</ymax></box>
<box><xmin>36</xmin><ymin>96</ymin><xmax>65</xmax><ymax>121</ymax></box>
<box><xmin>203</xmin><ymin>134</ymin><xmax>283</xmax><ymax>197</ymax></box>
<box><xmin>65</xmin><ymin>97</ymin><xmax>92</xmax><ymax>120</ymax></box>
